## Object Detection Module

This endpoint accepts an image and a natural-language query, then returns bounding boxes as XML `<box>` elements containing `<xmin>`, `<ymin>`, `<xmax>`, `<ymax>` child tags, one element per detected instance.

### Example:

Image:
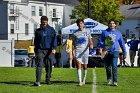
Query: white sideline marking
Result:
<box><xmin>92</xmin><ymin>69</ymin><xmax>97</xmax><ymax>93</ymax></box>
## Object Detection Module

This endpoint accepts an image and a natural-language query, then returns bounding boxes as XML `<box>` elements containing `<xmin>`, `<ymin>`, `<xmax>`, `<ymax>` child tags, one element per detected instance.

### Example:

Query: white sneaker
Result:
<box><xmin>113</xmin><ymin>82</ymin><xmax>118</xmax><ymax>86</ymax></box>
<box><xmin>82</xmin><ymin>81</ymin><xmax>85</xmax><ymax>85</ymax></box>
<box><xmin>107</xmin><ymin>79</ymin><xmax>112</xmax><ymax>85</ymax></box>
<box><xmin>69</xmin><ymin>66</ymin><xmax>73</xmax><ymax>69</ymax></box>
<box><xmin>78</xmin><ymin>82</ymin><xmax>82</xmax><ymax>86</ymax></box>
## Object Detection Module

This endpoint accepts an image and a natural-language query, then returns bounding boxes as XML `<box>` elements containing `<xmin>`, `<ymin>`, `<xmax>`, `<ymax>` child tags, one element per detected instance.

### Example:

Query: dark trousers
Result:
<box><xmin>129</xmin><ymin>50</ymin><xmax>136</xmax><ymax>67</ymax></box>
<box><xmin>28</xmin><ymin>54</ymin><xmax>35</xmax><ymax>67</ymax></box>
<box><xmin>55</xmin><ymin>53</ymin><xmax>61</xmax><ymax>67</ymax></box>
<box><xmin>35</xmin><ymin>49</ymin><xmax>52</xmax><ymax>82</ymax></box>
<box><xmin>104</xmin><ymin>51</ymin><xmax>119</xmax><ymax>82</ymax></box>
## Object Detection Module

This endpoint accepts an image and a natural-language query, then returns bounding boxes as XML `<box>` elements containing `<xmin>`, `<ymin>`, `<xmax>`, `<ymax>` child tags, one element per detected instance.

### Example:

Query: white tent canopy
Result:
<box><xmin>62</xmin><ymin>18</ymin><xmax>108</xmax><ymax>34</ymax></box>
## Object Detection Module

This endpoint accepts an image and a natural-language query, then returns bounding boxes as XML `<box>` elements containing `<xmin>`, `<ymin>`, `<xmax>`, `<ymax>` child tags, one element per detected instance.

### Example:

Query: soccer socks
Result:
<box><xmin>77</xmin><ymin>69</ymin><xmax>82</xmax><ymax>84</ymax></box>
<box><xmin>82</xmin><ymin>70</ymin><xmax>87</xmax><ymax>84</ymax></box>
<box><xmin>77</xmin><ymin>69</ymin><xmax>87</xmax><ymax>85</ymax></box>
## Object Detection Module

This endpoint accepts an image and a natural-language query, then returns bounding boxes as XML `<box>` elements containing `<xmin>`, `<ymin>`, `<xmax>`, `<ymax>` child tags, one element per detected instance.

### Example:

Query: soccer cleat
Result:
<box><xmin>107</xmin><ymin>79</ymin><xmax>112</xmax><ymax>85</ymax></box>
<box><xmin>113</xmin><ymin>82</ymin><xmax>118</xmax><ymax>86</ymax></box>
<box><xmin>33</xmin><ymin>82</ymin><xmax>41</xmax><ymax>86</ymax></box>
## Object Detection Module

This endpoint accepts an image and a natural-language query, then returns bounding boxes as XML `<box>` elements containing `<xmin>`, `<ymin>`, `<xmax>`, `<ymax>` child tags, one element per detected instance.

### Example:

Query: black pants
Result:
<box><xmin>35</xmin><ymin>49</ymin><xmax>52</xmax><ymax>82</ymax></box>
<box><xmin>55</xmin><ymin>53</ymin><xmax>61</xmax><ymax>67</ymax></box>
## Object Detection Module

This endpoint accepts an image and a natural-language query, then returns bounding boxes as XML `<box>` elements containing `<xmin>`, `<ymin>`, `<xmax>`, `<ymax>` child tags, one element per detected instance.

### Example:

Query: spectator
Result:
<box><xmin>33</xmin><ymin>16</ymin><xmax>57</xmax><ymax>86</ymax></box>
<box><xmin>137</xmin><ymin>47</ymin><xmax>140</xmax><ymax>67</ymax></box>
<box><xmin>66</xmin><ymin>34</ymin><xmax>73</xmax><ymax>68</ymax></box>
<box><xmin>55</xmin><ymin>45</ymin><xmax>62</xmax><ymax>67</ymax></box>
<box><xmin>27</xmin><ymin>43</ymin><xmax>35</xmax><ymax>67</ymax></box>
<box><xmin>127</xmin><ymin>36</ymin><xmax>140</xmax><ymax>67</ymax></box>
<box><xmin>98</xmin><ymin>19</ymin><xmax>127</xmax><ymax>86</ymax></box>
<box><xmin>118</xmin><ymin>47</ymin><xmax>123</xmax><ymax>67</ymax></box>
<box><xmin>122</xmin><ymin>34</ymin><xmax>127</xmax><ymax>44</ymax></box>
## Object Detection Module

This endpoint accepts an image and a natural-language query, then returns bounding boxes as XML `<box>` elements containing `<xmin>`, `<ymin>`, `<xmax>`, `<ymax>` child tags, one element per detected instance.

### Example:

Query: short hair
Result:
<box><xmin>108</xmin><ymin>19</ymin><xmax>117</xmax><ymax>25</ymax></box>
<box><xmin>41</xmin><ymin>16</ymin><xmax>48</xmax><ymax>21</ymax></box>
<box><xmin>76</xmin><ymin>18</ymin><xmax>84</xmax><ymax>26</ymax></box>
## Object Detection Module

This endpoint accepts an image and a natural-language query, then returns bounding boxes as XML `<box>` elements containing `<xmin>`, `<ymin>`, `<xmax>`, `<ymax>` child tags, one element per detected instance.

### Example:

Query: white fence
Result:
<box><xmin>0</xmin><ymin>39</ymin><xmax>14</xmax><ymax>67</ymax></box>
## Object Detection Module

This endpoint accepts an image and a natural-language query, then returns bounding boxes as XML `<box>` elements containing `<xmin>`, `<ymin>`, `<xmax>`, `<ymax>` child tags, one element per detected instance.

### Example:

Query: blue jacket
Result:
<box><xmin>34</xmin><ymin>25</ymin><xmax>57</xmax><ymax>52</ymax></box>
<box><xmin>127</xmin><ymin>39</ymin><xmax>140</xmax><ymax>51</ymax></box>
<box><xmin>98</xmin><ymin>28</ymin><xmax>127</xmax><ymax>56</ymax></box>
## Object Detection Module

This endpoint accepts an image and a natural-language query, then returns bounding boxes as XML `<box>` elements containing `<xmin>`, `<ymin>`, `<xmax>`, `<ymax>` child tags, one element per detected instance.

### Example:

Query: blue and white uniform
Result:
<box><xmin>73</xmin><ymin>28</ymin><xmax>92</xmax><ymax>64</ymax></box>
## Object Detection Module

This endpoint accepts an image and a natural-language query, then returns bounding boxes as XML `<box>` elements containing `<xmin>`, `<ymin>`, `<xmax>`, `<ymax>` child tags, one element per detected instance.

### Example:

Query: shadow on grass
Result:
<box><xmin>0</xmin><ymin>80</ymin><xmax>93</xmax><ymax>86</ymax></box>
<box><xmin>0</xmin><ymin>81</ymin><xmax>34</xmax><ymax>86</ymax></box>
<box><xmin>96</xmin><ymin>82</ymin><xmax>107</xmax><ymax>85</ymax></box>
<box><xmin>45</xmin><ymin>80</ymin><xmax>93</xmax><ymax>85</ymax></box>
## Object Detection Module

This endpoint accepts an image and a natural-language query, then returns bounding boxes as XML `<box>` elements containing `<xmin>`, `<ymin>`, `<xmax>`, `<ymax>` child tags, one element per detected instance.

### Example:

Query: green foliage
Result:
<box><xmin>70</xmin><ymin>0</ymin><xmax>125</xmax><ymax>25</ymax></box>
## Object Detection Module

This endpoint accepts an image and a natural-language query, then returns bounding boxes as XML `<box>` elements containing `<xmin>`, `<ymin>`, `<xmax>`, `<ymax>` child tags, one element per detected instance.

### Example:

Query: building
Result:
<box><xmin>0</xmin><ymin>0</ymin><xmax>80</xmax><ymax>40</ymax></box>
<box><xmin>119</xmin><ymin>4</ymin><xmax>140</xmax><ymax>39</ymax></box>
<box><xmin>46</xmin><ymin>0</ymin><xmax>80</xmax><ymax>34</ymax></box>
<box><xmin>0</xmin><ymin>0</ymin><xmax>47</xmax><ymax>40</ymax></box>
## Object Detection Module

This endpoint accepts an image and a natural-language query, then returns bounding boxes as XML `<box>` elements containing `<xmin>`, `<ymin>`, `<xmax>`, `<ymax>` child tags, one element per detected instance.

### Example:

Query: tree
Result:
<box><xmin>70</xmin><ymin>0</ymin><xmax>125</xmax><ymax>25</ymax></box>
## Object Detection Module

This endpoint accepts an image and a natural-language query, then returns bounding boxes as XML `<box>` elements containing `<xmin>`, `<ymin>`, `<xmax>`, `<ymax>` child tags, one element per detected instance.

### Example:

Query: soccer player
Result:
<box><xmin>72</xmin><ymin>18</ymin><xmax>93</xmax><ymax>86</ymax></box>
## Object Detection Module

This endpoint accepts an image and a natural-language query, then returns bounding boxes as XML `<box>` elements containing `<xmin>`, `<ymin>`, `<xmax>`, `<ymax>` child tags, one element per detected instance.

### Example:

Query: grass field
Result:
<box><xmin>0</xmin><ymin>67</ymin><xmax>140</xmax><ymax>93</ymax></box>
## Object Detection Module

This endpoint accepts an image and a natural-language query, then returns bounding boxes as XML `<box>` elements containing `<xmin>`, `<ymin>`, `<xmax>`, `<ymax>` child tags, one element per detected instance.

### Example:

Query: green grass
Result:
<box><xmin>0</xmin><ymin>67</ymin><xmax>140</xmax><ymax>93</ymax></box>
<box><xmin>96</xmin><ymin>68</ymin><xmax>140</xmax><ymax>93</ymax></box>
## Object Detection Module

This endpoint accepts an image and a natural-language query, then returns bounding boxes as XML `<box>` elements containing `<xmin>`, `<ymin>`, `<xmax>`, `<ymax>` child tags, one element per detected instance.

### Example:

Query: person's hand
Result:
<box><xmin>52</xmin><ymin>49</ymin><xmax>56</xmax><ymax>54</ymax></box>
<box><xmin>89</xmin><ymin>44</ymin><xmax>93</xmax><ymax>49</ymax></box>
<box><xmin>66</xmin><ymin>49</ymin><xmax>70</xmax><ymax>53</ymax></box>
<box><xmin>98</xmin><ymin>48</ymin><xmax>103</xmax><ymax>54</ymax></box>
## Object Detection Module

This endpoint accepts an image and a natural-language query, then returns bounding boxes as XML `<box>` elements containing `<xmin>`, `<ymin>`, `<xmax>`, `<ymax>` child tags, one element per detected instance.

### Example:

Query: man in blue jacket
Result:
<box><xmin>98</xmin><ymin>19</ymin><xmax>127</xmax><ymax>86</ymax></box>
<box><xmin>33</xmin><ymin>16</ymin><xmax>57</xmax><ymax>86</ymax></box>
<box><xmin>127</xmin><ymin>36</ymin><xmax>140</xmax><ymax>67</ymax></box>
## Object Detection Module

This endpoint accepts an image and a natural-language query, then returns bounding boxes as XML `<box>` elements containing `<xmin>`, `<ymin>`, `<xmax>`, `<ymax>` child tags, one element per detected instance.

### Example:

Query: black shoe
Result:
<box><xmin>33</xmin><ymin>82</ymin><xmax>41</xmax><ymax>86</ymax></box>
<box><xmin>46</xmin><ymin>81</ymin><xmax>52</xmax><ymax>85</ymax></box>
<box><xmin>131</xmin><ymin>64</ymin><xmax>134</xmax><ymax>67</ymax></box>
<box><xmin>118</xmin><ymin>64</ymin><xmax>122</xmax><ymax>67</ymax></box>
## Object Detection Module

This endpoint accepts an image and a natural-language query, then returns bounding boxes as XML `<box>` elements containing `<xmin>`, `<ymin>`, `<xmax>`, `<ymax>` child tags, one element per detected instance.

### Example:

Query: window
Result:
<box><xmin>10</xmin><ymin>24</ymin><xmax>14</xmax><ymax>34</ymax></box>
<box><xmin>39</xmin><ymin>6</ymin><xmax>43</xmax><ymax>16</ymax></box>
<box><xmin>10</xmin><ymin>4</ymin><xmax>14</xmax><ymax>14</ymax></box>
<box><xmin>25</xmin><ymin>23</ymin><xmax>29</xmax><ymax>35</ymax></box>
<box><xmin>31</xmin><ymin>6</ymin><xmax>36</xmax><ymax>16</ymax></box>
<box><xmin>53</xmin><ymin>9</ymin><xmax>56</xmax><ymax>17</ymax></box>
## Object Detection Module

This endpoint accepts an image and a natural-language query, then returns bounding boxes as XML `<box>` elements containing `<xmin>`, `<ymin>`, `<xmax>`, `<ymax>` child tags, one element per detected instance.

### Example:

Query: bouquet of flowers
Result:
<box><xmin>105</xmin><ymin>36</ymin><xmax>113</xmax><ymax>48</ymax></box>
